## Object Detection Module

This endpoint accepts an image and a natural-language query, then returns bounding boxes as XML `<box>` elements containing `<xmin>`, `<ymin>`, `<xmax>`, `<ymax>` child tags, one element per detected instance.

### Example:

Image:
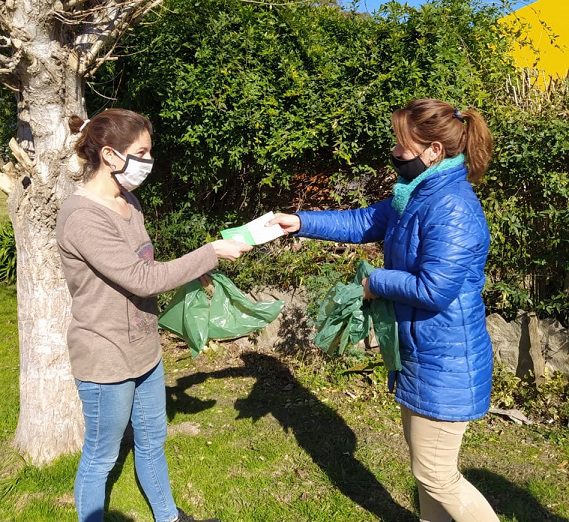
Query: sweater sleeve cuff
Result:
<box><xmin>178</xmin><ymin>242</ymin><xmax>219</xmax><ymax>281</ymax></box>
<box><xmin>293</xmin><ymin>212</ymin><xmax>304</xmax><ymax>236</ymax></box>
<box><xmin>199</xmin><ymin>243</ymin><xmax>219</xmax><ymax>273</ymax></box>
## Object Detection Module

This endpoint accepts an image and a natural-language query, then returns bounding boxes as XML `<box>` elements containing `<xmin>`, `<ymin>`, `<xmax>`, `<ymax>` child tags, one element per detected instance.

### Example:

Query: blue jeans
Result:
<box><xmin>75</xmin><ymin>360</ymin><xmax>179</xmax><ymax>522</ymax></box>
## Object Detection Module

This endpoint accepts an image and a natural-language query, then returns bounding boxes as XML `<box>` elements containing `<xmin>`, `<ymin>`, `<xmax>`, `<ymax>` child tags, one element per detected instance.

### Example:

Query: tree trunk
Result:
<box><xmin>8</xmin><ymin>26</ymin><xmax>85</xmax><ymax>465</ymax></box>
<box><xmin>1</xmin><ymin>0</ymin><xmax>160</xmax><ymax>465</ymax></box>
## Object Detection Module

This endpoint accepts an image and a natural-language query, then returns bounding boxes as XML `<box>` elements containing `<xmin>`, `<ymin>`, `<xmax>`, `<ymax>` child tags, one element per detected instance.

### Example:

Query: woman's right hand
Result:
<box><xmin>211</xmin><ymin>239</ymin><xmax>253</xmax><ymax>261</ymax></box>
<box><xmin>267</xmin><ymin>213</ymin><xmax>301</xmax><ymax>234</ymax></box>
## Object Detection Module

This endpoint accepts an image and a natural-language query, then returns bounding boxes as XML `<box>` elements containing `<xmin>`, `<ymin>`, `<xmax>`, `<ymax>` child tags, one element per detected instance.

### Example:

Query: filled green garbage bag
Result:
<box><xmin>314</xmin><ymin>261</ymin><xmax>400</xmax><ymax>371</ymax></box>
<box><xmin>159</xmin><ymin>272</ymin><xmax>284</xmax><ymax>357</ymax></box>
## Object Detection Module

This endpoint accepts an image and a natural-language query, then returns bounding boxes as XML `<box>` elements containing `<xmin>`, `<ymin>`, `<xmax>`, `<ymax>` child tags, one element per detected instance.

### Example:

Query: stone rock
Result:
<box><xmin>542</xmin><ymin>318</ymin><xmax>569</xmax><ymax>375</ymax></box>
<box><xmin>486</xmin><ymin>313</ymin><xmax>521</xmax><ymax>371</ymax></box>
<box><xmin>487</xmin><ymin>313</ymin><xmax>569</xmax><ymax>378</ymax></box>
<box><xmin>230</xmin><ymin>289</ymin><xmax>569</xmax><ymax>379</ymax></box>
<box><xmin>528</xmin><ymin>312</ymin><xmax>545</xmax><ymax>384</ymax></box>
<box><xmin>243</xmin><ymin>287</ymin><xmax>314</xmax><ymax>353</ymax></box>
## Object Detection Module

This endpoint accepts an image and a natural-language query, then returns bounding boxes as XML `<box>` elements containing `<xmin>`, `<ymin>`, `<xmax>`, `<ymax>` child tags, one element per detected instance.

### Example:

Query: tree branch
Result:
<box><xmin>0</xmin><ymin>155</ymin><xmax>17</xmax><ymax>196</ymax></box>
<box><xmin>0</xmin><ymin>170</ymin><xmax>14</xmax><ymax>195</ymax></box>
<box><xmin>0</xmin><ymin>51</ymin><xmax>19</xmax><ymax>77</ymax></box>
<box><xmin>61</xmin><ymin>0</ymin><xmax>92</xmax><ymax>10</ymax></box>
<box><xmin>63</xmin><ymin>0</ymin><xmax>161</xmax><ymax>77</ymax></box>
<box><xmin>9</xmin><ymin>138</ymin><xmax>35</xmax><ymax>173</ymax></box>
<box><xmin>0</xmin><ymin>52</ymin><xmax>13</xmax><ymax>65</ymax></box>
<box><xmin>0</xmin><ymin>45</ymin><xmax>17</xmax><ymax>87</ymax></box>
<box><xmin>0</xmin><ymin>32</ymin><xmax>23</xmax><ymax>86</ymax></box>
<box><xmin>240</xmin><ymin>0</ymin><xmax>313</xmax><ymax>4</ymax></box>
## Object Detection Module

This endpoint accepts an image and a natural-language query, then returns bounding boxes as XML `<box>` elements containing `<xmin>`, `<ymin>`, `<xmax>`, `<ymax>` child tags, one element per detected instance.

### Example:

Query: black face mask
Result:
<box><xmin>391</xmin><ymin>152</ymin><xmax>427</xmax><ymax>182</ymax></box>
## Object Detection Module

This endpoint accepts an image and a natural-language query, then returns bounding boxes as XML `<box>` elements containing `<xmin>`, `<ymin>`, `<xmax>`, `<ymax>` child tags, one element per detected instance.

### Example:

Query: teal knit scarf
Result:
<box><xmin>391</xmin><ymin>154</ymin><xmax>465</xmax><ymax>215</ymax></box>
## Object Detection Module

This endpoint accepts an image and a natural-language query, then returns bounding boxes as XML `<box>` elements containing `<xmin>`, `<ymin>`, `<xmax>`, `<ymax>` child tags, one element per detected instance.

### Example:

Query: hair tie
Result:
<box><xmin>79</xmin><ymin>119</ymin><xmax>91</xmax><ymax>132</ymax></box>
<box><xmin>452</xmin><ymin>108</ymin><xmax>465</xmax><ymax>123</ymax></box>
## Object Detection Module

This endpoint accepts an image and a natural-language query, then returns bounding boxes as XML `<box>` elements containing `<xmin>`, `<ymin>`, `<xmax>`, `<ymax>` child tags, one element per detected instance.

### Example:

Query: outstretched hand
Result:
<box><xmin>199</xmin><ymin>273</ymin><xmax>212</xmax><ymax>287</ymax></box>
<box><xmin>267</xmin><ymin>213</ymin><xmax>301</xmax><ymax>234</ymax></box>
<box><xmin>211</xmin><ymin>239</ymin><xmax>253</xmax><ymax>261</ymax></box>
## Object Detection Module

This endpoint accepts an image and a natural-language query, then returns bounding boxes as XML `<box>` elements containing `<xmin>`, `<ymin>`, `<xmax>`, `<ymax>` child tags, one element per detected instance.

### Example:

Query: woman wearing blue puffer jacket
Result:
<box><xmin>269</xmin><ymin>98</ymin><xmax>499</xmax><ymax>522</ymax></box>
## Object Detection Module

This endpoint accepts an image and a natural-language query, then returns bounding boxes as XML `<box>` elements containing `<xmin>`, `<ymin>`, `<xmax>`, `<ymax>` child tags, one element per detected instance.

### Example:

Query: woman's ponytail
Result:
<box><xmin>462</xmin><ymin>108</ymin><xmax>493</xmax><ymax>183</ymax></box>
<box><xmin>69</xmin><ymin>115</ymin><xmax>86</xmax><ymax>135</ymax></box>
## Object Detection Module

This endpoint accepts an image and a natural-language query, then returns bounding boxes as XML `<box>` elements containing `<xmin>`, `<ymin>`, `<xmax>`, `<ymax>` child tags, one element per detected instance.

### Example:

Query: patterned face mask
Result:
<box><xmin>111</xmin><ymin>149</ymin><xmax>154</xmax><ymax>191</ymax></box>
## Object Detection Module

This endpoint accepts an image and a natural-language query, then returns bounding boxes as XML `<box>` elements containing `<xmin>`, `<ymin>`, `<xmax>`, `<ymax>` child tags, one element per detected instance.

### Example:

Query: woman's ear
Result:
<box><xmin>430</xmin><ymin>141</ymin><xmax>443</xmax><ymax>161</ymax></box>
<box><xmin>100</xmin><ymin>146</ymin><xmax>116</xmax><ymax>170</ymax></box>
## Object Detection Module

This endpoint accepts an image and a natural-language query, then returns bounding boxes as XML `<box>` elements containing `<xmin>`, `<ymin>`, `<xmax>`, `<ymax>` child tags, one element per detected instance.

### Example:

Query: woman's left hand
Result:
<box><xmin>199</xmin><ymin>273</ymin><xmax>212</xmax><ymax>287</ymax></box>
<box><xmin>362</xmin><ymin>277</ymin><xmax>376</xmax><ymax>300</ymax></box>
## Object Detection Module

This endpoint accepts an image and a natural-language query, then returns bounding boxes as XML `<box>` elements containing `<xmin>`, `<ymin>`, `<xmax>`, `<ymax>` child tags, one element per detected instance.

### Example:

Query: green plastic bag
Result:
<box><xmin>314</xmin><ymin>261</ymin><xmax>400</xmax><ymax>371</ymax></box>
<box><xmin>159</xmin><ymin>272</ymin><xmax>284</xmax><ymax>357</ymax></box>
<box><xmin>314</xmin><ymin>283</ymin><xmax>368</xmax><ymax>356</ymax></box>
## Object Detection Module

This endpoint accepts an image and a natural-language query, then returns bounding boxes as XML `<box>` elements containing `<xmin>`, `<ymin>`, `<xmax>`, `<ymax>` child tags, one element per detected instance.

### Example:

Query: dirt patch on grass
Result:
<box><xmin>54</xmin><ymin>492</ymin><xmax>75</xmax><ymax>508</ymax></box>
<box><xmin>168</xmin><ymin>421</ymin><xmax>201</xmax><ymax>437</ymax></box>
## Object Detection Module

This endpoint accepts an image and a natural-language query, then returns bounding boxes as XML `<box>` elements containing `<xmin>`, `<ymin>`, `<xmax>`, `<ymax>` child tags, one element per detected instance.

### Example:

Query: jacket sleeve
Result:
<box><xmin>61</xmin><ymin>208</ymin><xmax>218</xmax><ymax>297</ymax></box>
<box><xmin>369</xmin><ymin>195</ymin><xmax>489</xmax><ymax>312</ymax></box>
<box><xmin>296</xmin><ymin>199</ymin><xmax>393</xmax><ymax>243</ymax></box>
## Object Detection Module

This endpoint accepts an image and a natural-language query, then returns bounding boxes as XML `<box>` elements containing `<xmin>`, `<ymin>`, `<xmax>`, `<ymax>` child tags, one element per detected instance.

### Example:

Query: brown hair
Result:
<box><xmin>69</xmin><ymin>109</ymin><xmax>153</xmax><ymax>181</ymax></box>
<box><xmin>391</xmin><ymin>98</ymin><xmax>492</xmax><ymax>183</ymax></box>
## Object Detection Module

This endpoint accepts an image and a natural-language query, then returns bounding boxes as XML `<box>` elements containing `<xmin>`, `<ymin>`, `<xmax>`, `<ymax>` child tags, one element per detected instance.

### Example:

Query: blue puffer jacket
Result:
<box><xmin>297</xmin><ymin>160</ymin><xmax>493</xmax><ymax>421</ymax></box>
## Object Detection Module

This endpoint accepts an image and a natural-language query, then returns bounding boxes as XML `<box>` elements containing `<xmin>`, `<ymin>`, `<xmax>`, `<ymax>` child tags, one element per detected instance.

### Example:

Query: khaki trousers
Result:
<box><xmin>401</xmin><ymin>405</ymin><xmax>499</xmax><ymax>522</ymax></box>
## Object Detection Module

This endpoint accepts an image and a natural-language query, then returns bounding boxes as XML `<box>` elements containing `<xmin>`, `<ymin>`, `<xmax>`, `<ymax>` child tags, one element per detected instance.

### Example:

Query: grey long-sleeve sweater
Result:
<box><xmin>56</xmin><ymin>190</ymin><xmax>218</xmax><ymax>382</ymax></box>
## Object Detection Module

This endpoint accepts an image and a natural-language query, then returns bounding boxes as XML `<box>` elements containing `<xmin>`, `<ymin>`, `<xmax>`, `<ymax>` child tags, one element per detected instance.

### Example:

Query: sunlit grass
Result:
<box><xmin>0</xmin><ymin>192</ymin><xmax>8</xmax><ymax>222</ymax></box>
<box><xmin>0</xmin><ymin>288</ymin><xmax>568</xmax><ymax>521</ymax></box>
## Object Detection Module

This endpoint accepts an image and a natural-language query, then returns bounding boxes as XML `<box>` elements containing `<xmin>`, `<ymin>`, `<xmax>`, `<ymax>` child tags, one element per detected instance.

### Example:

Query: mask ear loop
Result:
<box><xmin>111</xmin><ymin>149</ymin><xmax>127</xmax><ymax>161</ymax></box>
<box><xmin>425</xmin><ymin>142</ymin><xmax>445</xmax><ymax>165</ymax></box>
<box><xmin>418</xmin><ymin>144</ymin><xmax>434</xmax><ymax>163</ymax></box>
<box><xmin>102</xmin><ymin>147</ymin><xmax>120</xmax><ymax>172</ymax></box>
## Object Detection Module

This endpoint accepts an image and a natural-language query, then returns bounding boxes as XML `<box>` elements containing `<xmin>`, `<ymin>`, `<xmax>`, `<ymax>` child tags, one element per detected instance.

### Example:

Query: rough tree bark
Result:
<box><xmin>0</xmin><ymin>0</ymin><xmax>160</xmax><ymax>465</ymax></box>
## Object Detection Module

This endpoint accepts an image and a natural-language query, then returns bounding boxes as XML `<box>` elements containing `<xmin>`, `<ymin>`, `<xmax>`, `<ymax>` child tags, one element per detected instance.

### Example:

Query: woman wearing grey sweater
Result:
<box><xmin>57</xmin><ymin>108</ymin><xmax>249</xmax><ymax>522</ymax></box>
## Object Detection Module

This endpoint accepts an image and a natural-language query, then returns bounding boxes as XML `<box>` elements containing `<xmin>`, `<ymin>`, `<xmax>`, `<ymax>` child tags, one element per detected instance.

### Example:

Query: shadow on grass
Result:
<box><xmin>171</xmin><ymin>351</ymin><xmax>416</xmax><ymax>521</ymax></box>
<box><xmin>104</xmin><ymin>510</ymin><xmax>137</xmax><ymax>521</ymax></box>
<box><xmin>101</xmin><ymin>351</ymin><xmax>568</xmax><ymax>522</ymax></box>
<box><xmin>463</xmin><ymin>468</ymin><xmax>569</xmax><ymax>522</ymax></box>
<box><xmin>165</xmin><ymin>387</ymin><xmax>216</xmax><ymax>422</ymax></box>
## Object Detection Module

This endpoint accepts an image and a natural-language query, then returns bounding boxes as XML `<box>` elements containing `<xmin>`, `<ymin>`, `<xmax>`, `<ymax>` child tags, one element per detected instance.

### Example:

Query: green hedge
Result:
<box><xmin>481</xmin><ymin>107</ymin><xmax>569</xmax><ymax>322</ymax></box>
<box><xmin>95</xmin><ymin>0</ymin><xmax>515</xmax><ymax>216</ymax></box>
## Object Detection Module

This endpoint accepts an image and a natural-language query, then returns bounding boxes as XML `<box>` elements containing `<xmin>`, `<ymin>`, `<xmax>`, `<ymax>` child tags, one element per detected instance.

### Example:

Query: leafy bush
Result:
<box><xmin>0</xmin><ymin>221</ymin><xmax>16</xmax><ymax>284</ymax></box>
<box><xmin>220</xmin><ymin>238</ymin><xmax>380</xmax><ymax>318</ymax></box>
<box><xmin>0</xmin><ymin>86</ymin><xmax>16</xmax><ymax>158</ymax></box>
<box><xmin>491</xmin><ymin>363</ymin><xmax>569</xmax><ymax>427</ymax></box>
<box><xmin>481</xmin><ymin>103</ymin><xmax>569</xmax><ymax>324</ymax></box>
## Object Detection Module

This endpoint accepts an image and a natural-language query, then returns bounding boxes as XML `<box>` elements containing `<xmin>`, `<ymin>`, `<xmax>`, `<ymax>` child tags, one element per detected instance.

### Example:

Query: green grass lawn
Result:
<box><xmin>0</xmin><ymin>285</ymin><xmax>18</xmax><ymax>443</ymax></box>
<box><xmin>0</xmin><ymin>287</ymin><xmax>568</xmax><ymax>521</ymax></box>
<box><xmin>0</xmin><ymin>191</ymin><xmax>8</xmax><ymax>221</ymax></box>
